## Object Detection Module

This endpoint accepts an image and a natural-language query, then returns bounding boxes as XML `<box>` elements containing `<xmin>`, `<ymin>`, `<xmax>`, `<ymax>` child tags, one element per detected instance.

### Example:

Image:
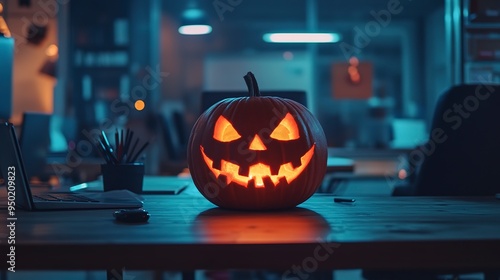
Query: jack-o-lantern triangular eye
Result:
<box><xmin>213</xmin><ymin>116</ymin><xmax>241</xmax><ymax>142</ymax></box>
<box><xmin>270</xmin><ymin>113</ymin><xmax>300</xmax><ymax>141</ymax></box>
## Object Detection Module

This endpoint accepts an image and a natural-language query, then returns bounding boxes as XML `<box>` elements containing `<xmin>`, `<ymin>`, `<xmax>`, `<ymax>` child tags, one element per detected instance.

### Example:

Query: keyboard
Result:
<box><xmin>33</xmin><ymin>193</ymin><xmax>100</xmax><ymax>203</ymax></box>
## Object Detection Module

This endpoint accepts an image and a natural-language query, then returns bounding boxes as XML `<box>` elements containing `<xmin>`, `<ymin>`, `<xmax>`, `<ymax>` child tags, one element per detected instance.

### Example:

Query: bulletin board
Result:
<box><xmin>332</xmin><ymin>61</ymin><xmax>373</xmax><ymax>99</ymax></box>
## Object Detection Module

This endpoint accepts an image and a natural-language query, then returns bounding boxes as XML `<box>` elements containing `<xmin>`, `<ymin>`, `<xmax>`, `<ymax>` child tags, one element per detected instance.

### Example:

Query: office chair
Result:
<box><xmin>413</xmin><ymin>84</ymin><xmax>500</xmax><ymax>196</ymax></box>
<box><xmin>365</xmin><ymin>84</ymin><xmax>500</xmax><ymax>280</ymax></box>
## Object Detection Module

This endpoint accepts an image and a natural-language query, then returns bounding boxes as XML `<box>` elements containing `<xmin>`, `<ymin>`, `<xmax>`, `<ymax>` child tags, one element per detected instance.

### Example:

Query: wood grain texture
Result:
<box><xmin>1</xmin><ymin>192</ymin><xmax>499</xmax><ymax>271</ymax></box>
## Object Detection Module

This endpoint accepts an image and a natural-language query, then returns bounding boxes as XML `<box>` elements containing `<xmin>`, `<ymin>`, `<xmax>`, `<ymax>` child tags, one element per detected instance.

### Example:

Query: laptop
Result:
<box><xmin>0</xmin><ymin>122</ymin><xmax>143</xmax><ymax>210</ymax></box>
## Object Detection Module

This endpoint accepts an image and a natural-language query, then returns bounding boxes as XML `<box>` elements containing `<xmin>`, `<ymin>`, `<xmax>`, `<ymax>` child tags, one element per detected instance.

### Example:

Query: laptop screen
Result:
<box><xmin>0</xmin><ymin>122</ymin><xmax>35</xmax><ymax>210</ymax></box>
<box><xmin>19</xmin><ymin>112</ymin><xmax>51</xmax><ymax>181</ymax></box>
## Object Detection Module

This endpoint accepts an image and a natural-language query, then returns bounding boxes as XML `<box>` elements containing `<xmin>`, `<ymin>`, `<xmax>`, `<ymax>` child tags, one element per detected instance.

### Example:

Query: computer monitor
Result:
<box><xmin>200</xmin><ymin>90</ymin><xmax>307</xmax><ymax>114</ymax></box>
<box><xmin>0</xmin><ymin>36</ymin><xmax>14</xmax><ymax>121</ymax></box>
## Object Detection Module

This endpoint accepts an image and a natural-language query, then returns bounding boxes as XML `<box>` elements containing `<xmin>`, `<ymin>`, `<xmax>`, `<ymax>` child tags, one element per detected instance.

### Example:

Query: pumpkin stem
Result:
<box><xmin>244</xmin><ymin>72</ymin><xmax>261</xmax><ymax>97</ymax></box>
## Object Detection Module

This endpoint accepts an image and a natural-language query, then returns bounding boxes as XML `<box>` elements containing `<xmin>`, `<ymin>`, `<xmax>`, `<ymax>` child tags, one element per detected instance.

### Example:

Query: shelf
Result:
<box><xmin>464</xmin><ymin>61</ymin><xmax>500</xmax><ymax>65</ymax></box>
<box><xmin>461</xmin><ymin>0</ymin><xmax>500</xmax><ymax>83</ymax></box>
<box><xmin>465</xmin><ymin>23</ymin><xmax>500</xmax><ymax>30</ymax></box>
<box><xmin>465</xmin><ymin>63</ymin><xmax>500</xmax><ymax>84</ymax></box>
<box><xmin>73</xmin><ymin>49</ymin><xmax>129</xmax><ymax>68</ymax></box>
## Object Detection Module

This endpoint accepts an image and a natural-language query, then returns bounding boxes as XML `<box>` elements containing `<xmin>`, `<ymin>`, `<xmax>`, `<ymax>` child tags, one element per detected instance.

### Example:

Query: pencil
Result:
<box><xmin>334</xmin><ymin>198</ymin><xmax>356</xmax><ymax>203</ymax></box>
<box><xmin>130</xmin><ymin>142</ymin><xmax>149</xmax><ymax>163</ymax></box>
<box><xmin>127</xmin><ymin>138</ymin><xmax>140</xmax><ymax>163</ymax></box>
<box><xmin>115</xmin><ymin>129</ymin><xmax>121</xmax><ymax>162</ymax></box>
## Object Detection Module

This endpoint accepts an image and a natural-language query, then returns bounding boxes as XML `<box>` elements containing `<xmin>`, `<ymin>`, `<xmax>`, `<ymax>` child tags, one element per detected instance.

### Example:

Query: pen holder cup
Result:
<box><xmin>101</xmin><ymin>163</ymin><xmax>144</xmax><ymax>194</ymax></box>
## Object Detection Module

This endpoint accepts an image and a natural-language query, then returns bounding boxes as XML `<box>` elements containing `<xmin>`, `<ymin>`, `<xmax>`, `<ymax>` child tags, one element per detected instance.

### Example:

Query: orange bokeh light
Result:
<box><xmin>45</xmin><ymin>44</ymin><xmax>59</xmax><ymax>57</ymax></box>
<box><xmin>134</xmin><ymin>100</ymin><xmax>145</xmax><ymax>111</ymax></box>
<box><xmin>349</xmin><ymin>56</ymin><xmax>359</xmax><ymax>66</ymax></box>
<box><xmin>348</xmin><ymin>66</ymin><xmax>358</xmax><ymax>75</ymax></box>
<box><xmin>398</xmin><ymin>169</ymin><xmax>407</xmax><ymax>180</ymax></box>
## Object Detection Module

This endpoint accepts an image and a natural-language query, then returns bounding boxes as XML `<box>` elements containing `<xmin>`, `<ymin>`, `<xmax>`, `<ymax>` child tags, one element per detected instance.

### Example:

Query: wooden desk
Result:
<box><xmin>1</xmin><ymin>195</ymin><xmax>500</xmax><ymax>273</ymax></box>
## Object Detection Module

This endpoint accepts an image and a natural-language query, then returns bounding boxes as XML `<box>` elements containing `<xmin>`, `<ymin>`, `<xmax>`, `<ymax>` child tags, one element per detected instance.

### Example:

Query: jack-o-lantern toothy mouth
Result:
<box><xmin>200</xmin><ymin>144</ymin><xmax>315</xmax><ymax>188</ymax></box>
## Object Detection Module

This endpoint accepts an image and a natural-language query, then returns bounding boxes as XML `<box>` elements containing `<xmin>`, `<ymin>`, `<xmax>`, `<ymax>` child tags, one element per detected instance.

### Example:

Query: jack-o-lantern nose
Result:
<box><xmin>249</xmin><ymin>135</ymin><xmax>267</xmax><ymax>151</ymax></box>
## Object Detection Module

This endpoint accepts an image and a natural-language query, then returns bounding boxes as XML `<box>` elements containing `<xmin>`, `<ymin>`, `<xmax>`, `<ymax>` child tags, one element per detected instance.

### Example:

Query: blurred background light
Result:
<box><xmin>178</xmin><ymin>2</ymin><xmax>212</xmax><ymax>35</ymax></box>
<box><xmin>178</xmin><ymin>24</ymin><xmax>212</xmax><ymax>35</ymax></box>
<box><xmin>263</xmin><ymin>33</ymin><xmax>341</xmax><ymax>43</ymax></box>
<box><xmin>45</xmin><ymin>44</ymin><xmax>59</xmax><ymax>57</ymax></box>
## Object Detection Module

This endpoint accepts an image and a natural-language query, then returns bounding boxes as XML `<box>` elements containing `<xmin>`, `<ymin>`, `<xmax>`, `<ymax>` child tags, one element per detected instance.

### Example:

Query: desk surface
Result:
<box><xmin>1</xmin><ymin>194</ymin><xmax>500</xmax><ymax>271</ymax></box>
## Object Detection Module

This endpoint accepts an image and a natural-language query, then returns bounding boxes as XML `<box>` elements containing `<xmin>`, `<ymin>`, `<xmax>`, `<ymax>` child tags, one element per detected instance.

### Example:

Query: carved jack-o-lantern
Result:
<box><xmin>188</xmin><ymin>72</ymin><xmax>327</xmax><ymax>210</ymax></box>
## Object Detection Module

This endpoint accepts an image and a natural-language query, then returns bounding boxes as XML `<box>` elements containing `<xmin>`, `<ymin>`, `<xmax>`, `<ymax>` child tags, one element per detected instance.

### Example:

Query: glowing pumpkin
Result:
<box><xmin>188</xmin><ymin>72</ymin><xmax>327</xmax><ymax>210</ymax></box>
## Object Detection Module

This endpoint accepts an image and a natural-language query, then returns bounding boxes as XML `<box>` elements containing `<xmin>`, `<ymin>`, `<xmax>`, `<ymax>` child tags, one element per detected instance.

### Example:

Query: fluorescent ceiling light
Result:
<box><xmin>263</xmin><ymin>33</ymin><xmax>341</xmax><ymax>43</ymax></box>
<box><xmin>178</xmin><ymin>4</ymin><xmax>212</xmax><ymax>36</ymax></box>
<box><xmin>178</xmin><ymin>24</ymin><xmax>212</xmax><ymax>35</ymax></box>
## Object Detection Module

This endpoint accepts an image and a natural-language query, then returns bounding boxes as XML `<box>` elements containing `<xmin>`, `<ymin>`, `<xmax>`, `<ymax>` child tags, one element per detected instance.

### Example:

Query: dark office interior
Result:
<box><xmin>1</xmin><ymin>0</ymin><xmax>500</xmax><ymax>279</ymax></box>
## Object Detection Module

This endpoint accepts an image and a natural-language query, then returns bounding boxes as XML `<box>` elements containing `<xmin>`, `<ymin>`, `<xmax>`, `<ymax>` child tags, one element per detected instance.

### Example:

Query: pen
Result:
<box><xmin>95</xmin><ymin>140</ymin><xmax>112</xmax><ymax>164</ymax></box>
<box><xmin>334</xmin><ymin>198</ymin><xmax>356</xmax><ymax>203</ymax></box>
<box><xmin>99</xmin><ymin>132</ymin><xmax>118</xmax><ymax>164</ymax></box>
